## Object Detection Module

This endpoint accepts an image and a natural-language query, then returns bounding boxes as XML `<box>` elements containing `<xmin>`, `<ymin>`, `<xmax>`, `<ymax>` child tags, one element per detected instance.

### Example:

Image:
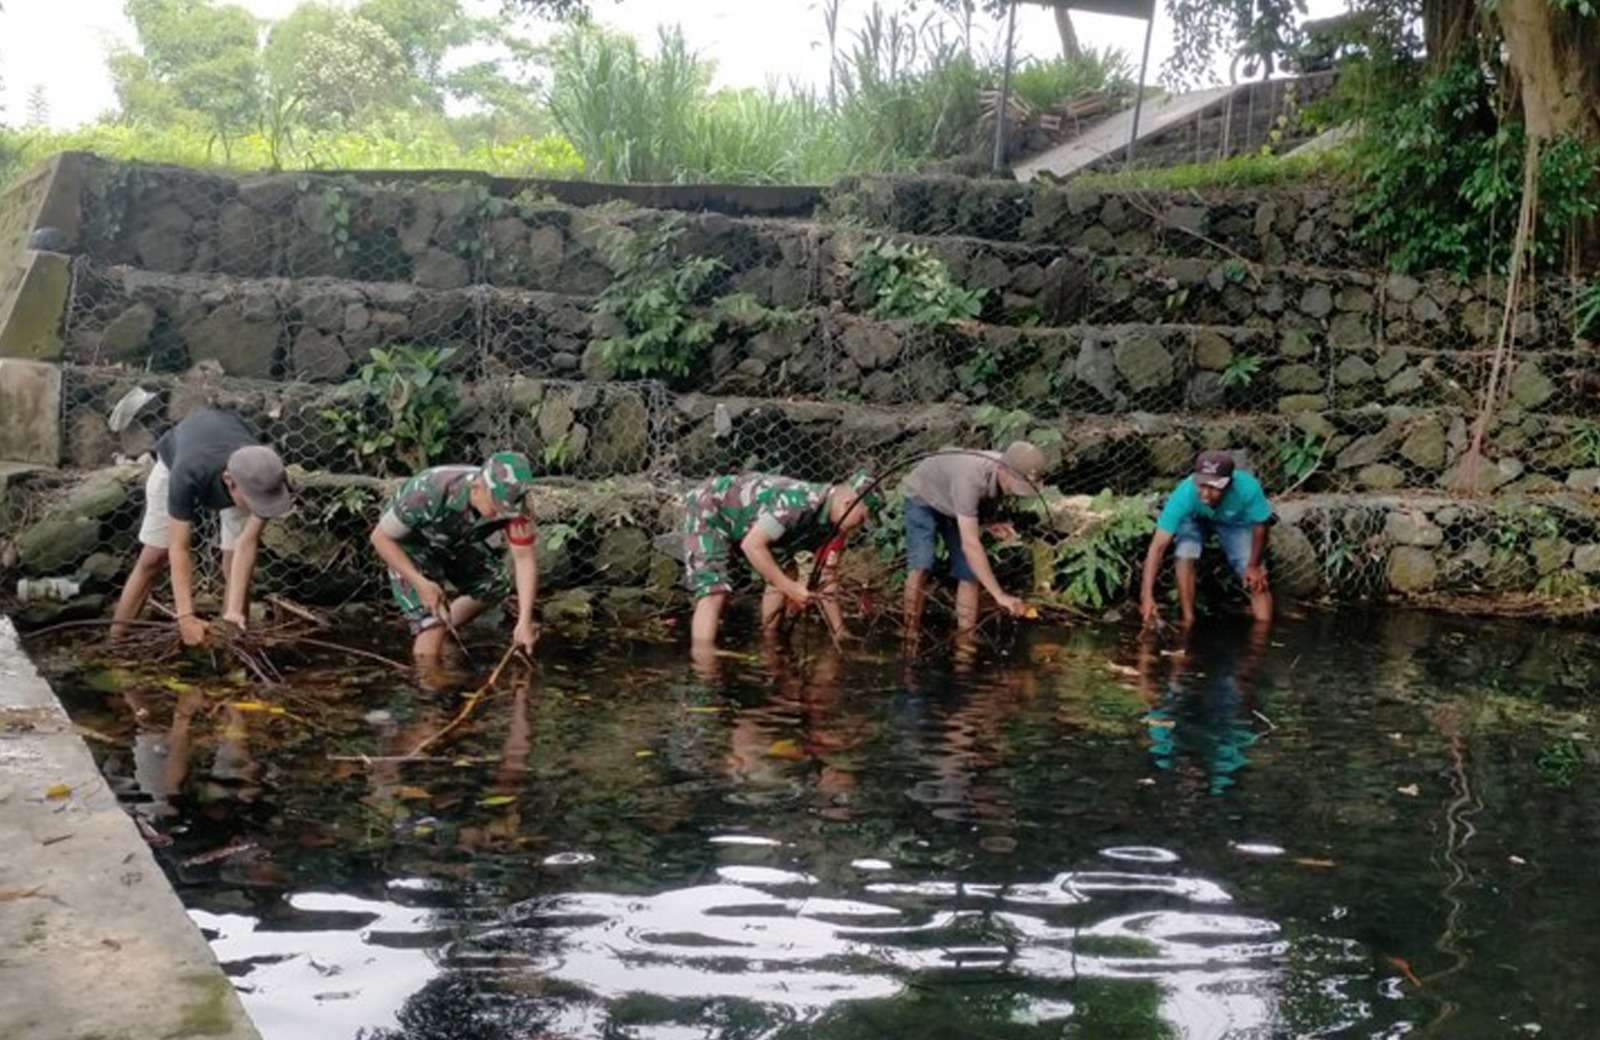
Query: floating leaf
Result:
<box><xmin>1294</xmin><ymin>857</ymin><xmax>1336</xmax><ymax>869</ymax></box>
<box><xmin>396</xmin><ymin>786</ymin><xmax>431</xmax><ymax>801</ymax></box>
<box><xmin>685</xmin><ymin>706</ymin><xmax>721</xmax><ymax>715</ymax></box>
<box><xmin>44</xmin><ymin>783</ymin><xmax>71</xmax><ymax>800</ymax></box>
<box><xmin>634</xmin><ymin>749</ymin><xmax>654</xmax><ymax>758</ymax></box>
<box><xmin>478</xmin><ymin>795</ymin><xmax>516</xmax><ymax>807</ymax></box>
<box><xmin>766</xmin><ymin>739</ymin><xmax>806</xmax><ymax>761</ymax></box>
<box><xmin>161</xmin><ymin>678</ymin><xmax>200</xmax><ymax>695</ymax></box>
<box><xmin>1397</xmin><ymin>784</ymin><xmax>1420</xmax><ymax>797</ymax></box>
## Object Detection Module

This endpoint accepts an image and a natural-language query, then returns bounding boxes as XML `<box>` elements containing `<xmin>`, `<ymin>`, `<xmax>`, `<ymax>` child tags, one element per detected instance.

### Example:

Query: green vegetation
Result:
<box><xmin>323</xmin><ymin>344</ymin><xmax>462</xmax><ymax>476</ymax></box>
<box><xmin>1046</xmin><ymin>492</ymin><xmax>1156</xmax><ymax>611</ymax></box>
<box><xmin>1074</xmin><ymin>150</ymin><xmax>1350</xmax><ymax>192</ymax></box>
<box><xmin>1009</xmin><ymin>47</ymin><xmax>1135</xmax><ymax>113</ymax></box>
<box><xmin>596</xmin><ymin>218</ymin><xmax>725</xmax><ymax>381</ymax></box>
<box><xmin>972</xmin><ymin>406</ymin><xmax>1063</xmax><ymax>451</ymax></box>
<box><xmin>1537</xmin><ymin>738</ymin><xmax>1583</xmax><ymax>789</ymax></box>
<box><xmin>857</xmin><ymin>239</ymin><xmax>984</xmax><ymax>324</ymax></box>
<box><xmin>1219</xmin><ymin>353</ymin><xmax>1263</xmax><ymax>389</ymax></box>
<box><xmin>1277</xmin><ymin>430</ymin><xmax>1327</xmax><ymax>485</ymax></box>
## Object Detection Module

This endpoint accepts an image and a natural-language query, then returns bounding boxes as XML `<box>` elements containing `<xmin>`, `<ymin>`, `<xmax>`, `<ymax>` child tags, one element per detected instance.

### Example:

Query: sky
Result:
<box><xmin>0</xmin><ymin>0</ymin><xmax>1343</xmax><ymax>129</ymax></box>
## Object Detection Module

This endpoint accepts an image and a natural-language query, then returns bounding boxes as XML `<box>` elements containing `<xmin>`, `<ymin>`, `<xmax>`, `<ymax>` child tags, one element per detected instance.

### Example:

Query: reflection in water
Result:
<box><xmin>1140</xmin><ymin>624</ymin><xmax>1269</xmax><ymax>796</ymax></box>
<box><xmin>42</xmin><ymin>611</ymin><xmax>1600</xmax><ymax>1039</ymax></box>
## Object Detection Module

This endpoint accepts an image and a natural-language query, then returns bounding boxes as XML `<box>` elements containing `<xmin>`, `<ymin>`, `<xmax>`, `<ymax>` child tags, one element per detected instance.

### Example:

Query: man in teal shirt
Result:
<box><xmin>1139</xmin><ymin>450</ymin><xmax>1273</xmax><ymax>627</ymax></box>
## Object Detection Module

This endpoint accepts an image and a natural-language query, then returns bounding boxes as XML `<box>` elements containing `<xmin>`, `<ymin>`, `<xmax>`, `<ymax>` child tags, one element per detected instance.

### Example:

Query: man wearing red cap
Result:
<box><xmin>1139</xmin><ymin>450</ymin><xmax>1273</xmax><ymax>628</ymax></box>
<box><xmin>111</xmin><ymin>408</ymin><xmax>294</xmax><ymax>645</ymax></box>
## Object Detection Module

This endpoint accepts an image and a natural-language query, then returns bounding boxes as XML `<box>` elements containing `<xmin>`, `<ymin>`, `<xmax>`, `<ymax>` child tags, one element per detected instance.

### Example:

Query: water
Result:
<box><xmin>31</xmin><ymin>610</ymin><xmax>1600</xmax><ymax>1039</ymax></box>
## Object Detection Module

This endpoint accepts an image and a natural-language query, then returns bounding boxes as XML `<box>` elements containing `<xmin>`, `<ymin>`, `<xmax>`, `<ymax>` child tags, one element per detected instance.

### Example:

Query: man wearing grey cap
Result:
<box><xmin>901</xmin><ymin>441</ymin><xmax>1045</xmax><ymax>637</ymax></box>
<box><xmin>111</xmin><ymin>408</ymin><xmax>293</xmax><ymax>646</ymax></box>
<box><xmin>1139</xmin><ymin>449</ymin><xmax>1273</xmax><ymax>628</ymax></box>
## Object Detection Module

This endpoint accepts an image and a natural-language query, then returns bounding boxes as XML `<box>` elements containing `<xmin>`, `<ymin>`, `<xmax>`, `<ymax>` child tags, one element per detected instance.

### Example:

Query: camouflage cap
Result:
<box><xmin>480</xmin><ymin>451</ymin><xmax>536</xmax><ymax>515</ymax></box>
<box><xmin>844</xmin><ymin>470</ymin><xmax>883</xmax><ymax>515</ymax></box>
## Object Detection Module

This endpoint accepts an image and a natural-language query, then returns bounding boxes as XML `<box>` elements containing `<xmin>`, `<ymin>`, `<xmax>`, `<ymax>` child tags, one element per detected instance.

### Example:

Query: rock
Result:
<box><xmin>1112</xmin><ymin>333</ymin><xmax>1174</xmax><ymax>392</ymax></box>
<box><xmin>735</xmin><ymin>358</ymin><xmax>767</xmax><ymax>379</ymax></box>
<box><xmin>1335</xmin><ymin>287</ymin><xmax>1374</xmax><ymax>313</ymax></box>
<box><xmin>98</xmin><ymin>303</ymin><xmax>158</xmax><ymax>362</ymax></box>
<box><xmin>903</xmin><ymin>355</ymin><xmax>954</xmax><ymax>401</ymax></box>
<box><xmin>61</xmin><ymin>473</ymin><xmax>130</xmax><ymax>521</ymax></box>
<box><xmin>1385</xmin><ymin>511</ymin><xmax>1443</xmax><ymax>547</ymax></box>
<box><xmin>1192</xmin><ymin>330</ymin><xmax>1233</xmax><ymax>370</ymax></box>
<box><xmin>1280</xmin><ymin>328</ymin><xmax>1314</xmax><ymax>359</ymax></box>
<box><xmin>1572</xmin><ymin>544</ymin><xmax>1600</xmax><ymax>574</ymax></box>
<box><xmin>1374</xmin><ymin>346</ymin><xmax>1408</xmax><ymax>381</ymax></box>
<box><xmin>841</xmin><ymin>322</ymin><xmax>900</xmax><ymax>371</ymax></box>
<box><xmin>343</xmin><ymin>304</ymin><xmax>371</xmax><ymax>333</ymax></box>
<box><xmin>1273</xmin><ymin>363</ymin><xmax>1323</xmax><ymax>393</ymax></box>
<box><xmin>134</xmin><ymin>202</ymin><xmax>195</xmax><ymax>272</ymax></box>
<box><xmin>1441</xmin><ymin>455</ymin><xmax>1521</xmax><ymax>493</ymax></box>
<box><xmin>1531</xmin><ymin>536</ymin><xmax>1571</xmax><ymax>575</ymax></box>
<box><xmin>291</xmin><ymin>328</ymin><xmax>352</xmax><ymax>382</ymax></box>
<box><xmin>413</xmin><ymin>248</ymin><xmax>471</xmax><ymax>290</ymax></box>
<box><xmin>1386</xmin><ymin>547</ymin><xmax>1438</xmax><ymax>593</ymax></box>
<box><xmin>1328</xmin><ymin>312</ymin><xmax>1373</xmax><ymax>349</ymax></box>
<box><xmin>1150</xmin><ymin>434</ymin><xmax>1194</xmax><ymax>475</ymax></box>
<box><xmin>596</xmin><ymin>526</ymin><xmax>652</xmax><ymax>583</ymax></box>
<box><xmin>1300</xmin><ymin>285</ymin><xmax>1333</xmax><ymax>318</ymax></box>
<box><xmin>1269</xmin><ymin>523</ymin><xmax>1321</xmax><ymax>597</ymax></box>
<box><xmin>1410</xmin><ymin>295</ymin><xmax>1442</xmax><ymax>324</ymax></box>
<box><xmin>1328</xmin><ymin>356</ymin><xmax>1376</xmax><ymax>389</ymax></box>
<box><xmin>1509</xmin><ymin>361</ymin><xmax>1555</xmax><ymax>410</ymax></box>
<box><xmin>1074</xmin><ymin>339</ymin><xmax>1120</xmax><ymax>404</ymax></box>
<box><xmin>16</xmin><ymin>517</ymin><xmax>101</xmax><ymax>576</ymax></box>
<box><xmin>1337</xmin><ymin>426</ymin><xmax>1402</xmax><ymax>469</ymax></box>
<box><xmin>592</xmin><ymin>392</ymin><xmax>650</xmax><ymax>469</ymax></box>
<box><xmin>179</xmin><ymin>301</ymin><xmax>279</xmax><ymax>378</ymax></box>
<box><xmin>1566</xmin><ymin>468</ymin><xmax>1600</xmax><ymax>493</ymax></box>
<box><xmin>537</xmin><ymin>393</ymin><xmax>576</xmax><ymax>442</ymax></box>
<box><xmin>1277</xmin><ymin>394</ymin><xmax>1327</xmax><ymax>414</ymax></box>
<box><xmin>66</xmin><ymin>410</ymin><xmax>118</xmax><ymax>468</ymax></box>
<box><xmin>1187</xmin><ymin>371</ymin><xmax>1224</xmax><ymax>410</ymax></box>
<box><xmin>1293</xmin><ymin>411</ymin><xmax>1336</xmax><ymax>440</ymax></box>
<box><xmin>75</xmin><ymin>552</ymin><xmax>123</xmax><ymax>590</ymax></box>
<box><xmin>1358</xmin><ymin>464</ymin><xmax>1406</xmax><ymax>489</ymax></box>
<box><xmin>749</xmin><ymin>330</ymin><xmax>797</xmax><ymax>363</ymax></box>
<box><xmin>1160</xmin><ymin>205</ymin><xmax>1206</xmax><ymax>237</ymax></box>
<box><xmin>543</xmin><ymin>588</ymin><xmax>594</xmax><ymax>628</ymax></box>
<box><xmin>1399</xmin><ymin>419</ymin><xmax>1447</xmax><ymax>471</ymax></box>
<box><xmin>1385</xmin><ymin>274</ymin><xmax>1420</xmax><ymax>303</ymax></box>
<box><xmin>1384</xmin><ymin>367</ymin><xmax>1424</xmax><ymax>398</ymax></box>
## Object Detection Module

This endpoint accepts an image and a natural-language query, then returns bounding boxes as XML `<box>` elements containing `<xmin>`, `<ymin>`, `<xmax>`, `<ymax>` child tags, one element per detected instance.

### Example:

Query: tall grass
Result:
<box><xmin>1010</xmin><ymin>46</ymin><xmax>1136</xmax><ymax>112</ymax></box>
<box><xmin>0</xmin><ymin>115</ymin><xmax>583</xmax><ymax>190</ymax></box>
<box><xmin>543</xmin><ymin>5</ymin><xmax>1130</xmax><ymax>185</ymax></box>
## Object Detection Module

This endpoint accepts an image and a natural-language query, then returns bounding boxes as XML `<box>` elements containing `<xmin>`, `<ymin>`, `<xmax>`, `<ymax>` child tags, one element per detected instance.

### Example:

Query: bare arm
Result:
<box><xmin>955</xmin><ymin>514</ymin><xmax>1008</xmax><ymax>602</ymax></box>
<box><xmin>510</xmin><ymin>536</ymin><xmax>537</xmax><ymax>629</ymax></box>
<box><xmin>170</xmin><ymin>520</ymin><xmax>197</xmax><ymax>618</ymax></box>
<box><xmin>223</xmin><ymin>516</ymin><xmax>266</xmax><ymax>625</ymax></box>
<box><xmin>370</xmin><ymin>526</ymin><xmax>428</xmax><ymax>589</ymax></box>
<box><xmin>1139</xmin><ymin>529</ymin><xmax>1174</xmax><ymax>614</ymax></box>
<box><xmin>740</xmin><ymin>527</ymin><xmax>807</xmax><ymax>603</ymax></box>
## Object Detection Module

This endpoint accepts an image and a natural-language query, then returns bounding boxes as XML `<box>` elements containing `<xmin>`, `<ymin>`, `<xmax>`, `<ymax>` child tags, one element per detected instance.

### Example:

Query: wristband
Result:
<box><xmin>506</xmin><ymin>520</ymin><xmax>536</xmax><ymax>547</ymax></box>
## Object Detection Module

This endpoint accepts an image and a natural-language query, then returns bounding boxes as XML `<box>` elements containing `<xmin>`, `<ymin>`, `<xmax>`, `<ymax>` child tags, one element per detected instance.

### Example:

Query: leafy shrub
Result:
<box><xmin>324</xmin><ymin>345</ymin><xmax>461</xmax><ymax>477</ymax></box>
<box><xmin>1352</xmin><ymin>58</ymin><xmax>1600</xmax><ymax>276</ymax></box>
<box><xmin>597</xmin><ymin>218</ymin><xmax>726</xmax><ymax>381</ymax></box>
<box><xmin>1009</xmin><ymin>46</ymin><xmax>1135</xmax><ymax>113</ymax></box>
<box><xmin>1046</xmin><ymin>492</ymin><xmax>1156</xmax><ymax>611</ymax></box>
<box><xmin>856</xmin><ymin>239</ymin><xmax>984</xmax><ymax>324</ymax></box>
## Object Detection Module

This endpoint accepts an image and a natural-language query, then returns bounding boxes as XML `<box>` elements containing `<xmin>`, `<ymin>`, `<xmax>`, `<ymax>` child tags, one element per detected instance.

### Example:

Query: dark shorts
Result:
<box><xmin>904</xmin><ymin>497</ymin><xmax>977</xmax><ymax>583</ymax></box>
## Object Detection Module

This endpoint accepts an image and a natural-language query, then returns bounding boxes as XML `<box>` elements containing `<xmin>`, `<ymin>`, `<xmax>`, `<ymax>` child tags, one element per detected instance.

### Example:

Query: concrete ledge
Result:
<box><xmin>0</xmin><ymin>616</ymin><xmax>261</xmax><ymax>1040</ymax></box>
<box><xmin>0</xmin><ymin>358</ymin><xmax>62</xmax><ymax>466</ymax></box>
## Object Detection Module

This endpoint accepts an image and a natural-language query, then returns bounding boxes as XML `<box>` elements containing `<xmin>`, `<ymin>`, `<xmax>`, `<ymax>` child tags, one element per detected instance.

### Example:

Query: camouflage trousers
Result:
<box><xmin>388</xmin><ymin>541</ymin><xmax>512</xmax><ymax>633</ymax></box>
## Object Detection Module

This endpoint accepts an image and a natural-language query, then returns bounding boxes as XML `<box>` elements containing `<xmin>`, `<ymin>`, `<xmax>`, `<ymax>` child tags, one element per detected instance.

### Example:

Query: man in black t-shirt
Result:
<box><xmin>111</xmin><ymin>409</ymin><xmax>293</xmax><ymax>645</ymax></box>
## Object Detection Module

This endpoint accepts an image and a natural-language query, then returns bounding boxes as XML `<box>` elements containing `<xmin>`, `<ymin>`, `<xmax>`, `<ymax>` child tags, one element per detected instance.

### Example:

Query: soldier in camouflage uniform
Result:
<box><xmin>681</xmin><ymin>470</ymin><xmax>881</xmax><ymax>648</ymax></box>
<box><xmin>369</xmin><ymin>452</ymin><xmax>541</xmax><ymax>661</ymax></box>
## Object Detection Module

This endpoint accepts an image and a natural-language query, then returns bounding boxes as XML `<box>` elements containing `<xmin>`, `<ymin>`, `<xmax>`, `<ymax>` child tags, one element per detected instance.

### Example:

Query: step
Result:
<box><xmin>824</xmin><ymin>174</ymin><xmax>1379</xmax><ymax>268</ymax></box>
<box><xmin>62</xmin><ymin>263</ymin><xmax>1600</xmax><ymax>427</ymax></box>
<box><xmin>59</xmin><ymin>365</ymin><xmax>1600</xmax><ymax>501</ymax></box>
<box><xmin>6</xmin><ymin>461</ymin><xmax>1600</xmax><ymax>615</ymax></box>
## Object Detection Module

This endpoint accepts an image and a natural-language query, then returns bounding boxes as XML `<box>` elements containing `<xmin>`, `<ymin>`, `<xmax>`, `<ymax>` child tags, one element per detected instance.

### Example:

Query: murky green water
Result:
<box><xmin>32</xmin><ymin>610</ymin><xmax>1600</xmax><ymax>1039</ymax></box>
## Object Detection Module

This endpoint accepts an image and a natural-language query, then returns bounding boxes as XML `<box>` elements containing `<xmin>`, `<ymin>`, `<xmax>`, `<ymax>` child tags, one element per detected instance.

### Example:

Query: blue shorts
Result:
<box><xmin>1172</xmin><ymin>517</ymin><xmax>1255</xmax><ymax>578</ymax></box>
<box><xmin>904</xmin><ymin>497</ymin><xmax>977</xmax><ymax>583</ymax></box>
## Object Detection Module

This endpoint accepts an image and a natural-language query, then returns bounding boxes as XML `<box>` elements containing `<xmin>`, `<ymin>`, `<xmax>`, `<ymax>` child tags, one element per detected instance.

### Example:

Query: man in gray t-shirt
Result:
<box><xmin>111</xmin><ymin>408</ymin><xmax>293</xmax><ymax>646</ymax></box>
<box><xmin>901</xmin><ymin>441</ymin><xmax>1046</xmax><ymax>637</ymax></box>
